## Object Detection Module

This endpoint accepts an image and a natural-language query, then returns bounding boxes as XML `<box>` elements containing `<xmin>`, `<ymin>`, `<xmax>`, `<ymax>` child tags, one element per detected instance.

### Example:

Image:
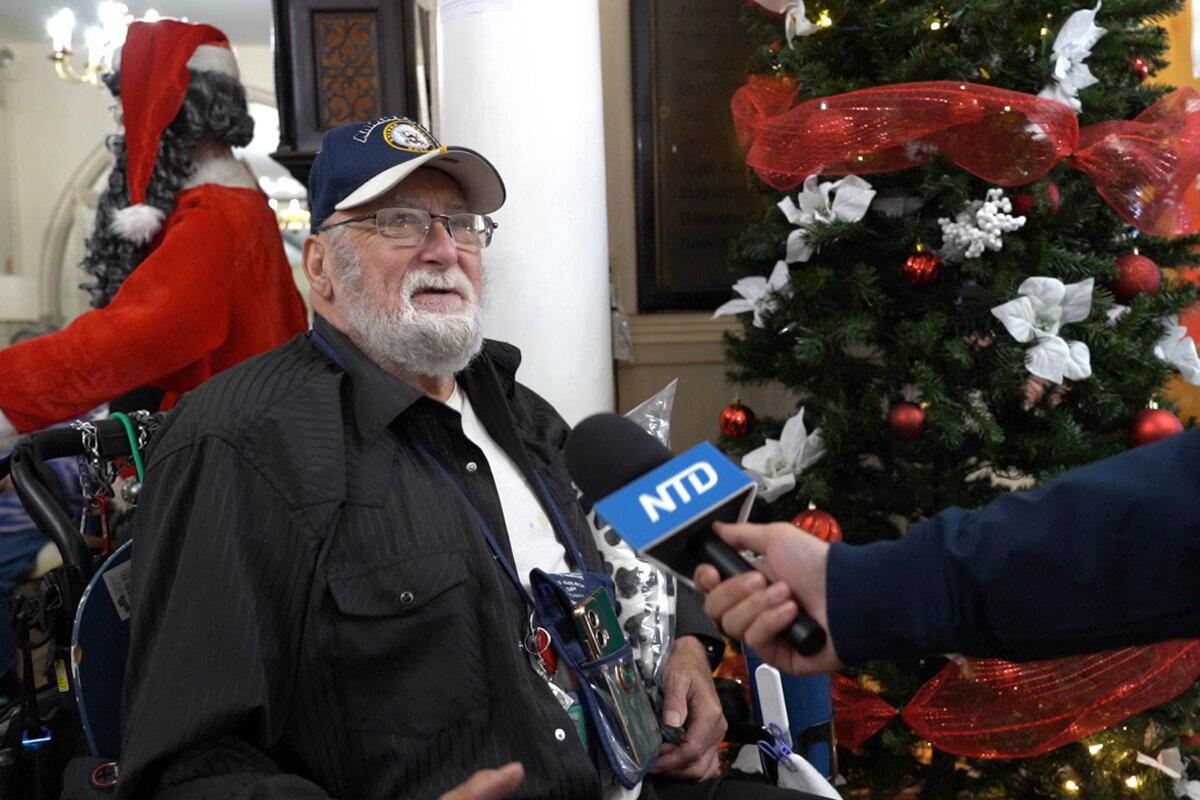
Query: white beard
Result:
<box><xmin>337</xmin><ymin>242</ymin><xmax>484</xmax><ymax>378</ymax></box>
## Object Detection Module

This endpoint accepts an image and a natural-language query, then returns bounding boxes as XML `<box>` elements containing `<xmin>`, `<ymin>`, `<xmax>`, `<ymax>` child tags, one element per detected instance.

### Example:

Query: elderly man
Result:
<box><xmin>117</xmin><ymin>117</ymin><xmax>780</xmax><ymax>800</ymax></box>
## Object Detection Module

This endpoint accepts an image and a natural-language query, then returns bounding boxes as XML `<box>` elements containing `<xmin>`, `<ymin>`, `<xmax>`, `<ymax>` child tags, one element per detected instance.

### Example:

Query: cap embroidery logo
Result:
<box><xmin>382</xmin><ymin>119</ymin><xmax>439</xmax><ymax>153</ymax></box>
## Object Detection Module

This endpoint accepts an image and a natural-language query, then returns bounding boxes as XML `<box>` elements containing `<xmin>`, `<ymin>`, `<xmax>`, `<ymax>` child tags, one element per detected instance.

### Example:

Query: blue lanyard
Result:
<box><xmin>310</xmin><ymin>328</ymin><xmax>345</xmax><ymax>369</ymax></box>
<box><xmin>309</xmin><ymin>328</ymin><xmax>589</xmax><ymax>603</ymax></box>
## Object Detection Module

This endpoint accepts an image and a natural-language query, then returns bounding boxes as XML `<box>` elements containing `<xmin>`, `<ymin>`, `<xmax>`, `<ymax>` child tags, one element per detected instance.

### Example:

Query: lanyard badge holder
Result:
<box><xmin>530</xmin><ymin>570</ymin><xmax>662</xmax><ymax>788</ymax></box>
<box><xmin>401</xmin><ymin>425</ymin><xmax>661</xmax><ymax>789</ymax></box>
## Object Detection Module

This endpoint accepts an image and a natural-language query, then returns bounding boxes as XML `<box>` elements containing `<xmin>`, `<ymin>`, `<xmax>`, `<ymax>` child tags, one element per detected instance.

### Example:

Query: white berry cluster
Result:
<box><xmin>938</xmin><ymin>188</ymin><xmax>1026</xmax><ymax>262</ymax></box>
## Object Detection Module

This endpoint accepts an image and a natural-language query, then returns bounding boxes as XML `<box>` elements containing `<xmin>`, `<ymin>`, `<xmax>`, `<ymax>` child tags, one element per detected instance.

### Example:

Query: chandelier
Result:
<box><xmin>46</xmin><ymin>3</ymin><xmax>165</xmax><ymax>87</ymax></box>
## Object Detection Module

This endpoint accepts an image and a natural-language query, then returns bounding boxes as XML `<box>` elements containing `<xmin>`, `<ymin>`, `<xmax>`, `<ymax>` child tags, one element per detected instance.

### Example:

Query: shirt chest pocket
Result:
<box><xmin>328</xmin><ymin>550</ymin><xmax>491</xmax><ymax>737</ymax></box>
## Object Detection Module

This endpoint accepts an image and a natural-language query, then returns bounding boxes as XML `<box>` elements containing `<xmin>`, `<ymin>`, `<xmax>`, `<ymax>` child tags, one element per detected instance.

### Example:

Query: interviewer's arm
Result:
<box><xmin>698</xmin><ymin>428</ymin><xmax>1200</xmax><ymax>670</ymax></box>
<box><xmin>831</xmin><ymin>428</ymin><xmax>1200</xmax><ymax>663</ymax></box>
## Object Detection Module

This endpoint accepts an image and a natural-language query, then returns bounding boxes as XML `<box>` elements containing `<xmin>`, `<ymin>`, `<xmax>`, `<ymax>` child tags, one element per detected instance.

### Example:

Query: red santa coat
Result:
<box><xmin>0</xmin><ymin>180</ymin><xmax>308</xmax><ymax>433</ymax></box>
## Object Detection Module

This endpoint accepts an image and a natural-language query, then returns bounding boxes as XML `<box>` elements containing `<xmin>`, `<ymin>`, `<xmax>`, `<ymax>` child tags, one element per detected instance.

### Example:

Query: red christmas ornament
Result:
<box><xmin>888</xmin><ymin>402</ymin><xmax>927</xmax><ymax>442</ymax></box>
<box><xmin>719</xmin><ymin>397</ymin><xmax>756</xmax><ymax>438</ymax></box>
<box><xmin>1129</xmin><ymin>408</ymin><xmax>1184</xmax><ymax>447</ymax></box>
<box><xmin>792</xmin><ymin>507</ymin><xmax>843</xmax><ymax>542</ymax></box>
<box><xmin>1011</xmin><ymin>181</ymin><xmax>1061</xmax><ymax>217</ymax></box>
<box><xmin>1131</xmin><ymin>55</ymin><xmax>1151</xmax><ymax>82</ymax></box>
<box><xmin>1111</xmin><ymin>253</ymin><xmax>1162</xmax><ymax>302</ymax></box>
<box><xmin>902</xmin><ymin>249</ymin><xmax>942</xmax><ymax>287</ymax></box>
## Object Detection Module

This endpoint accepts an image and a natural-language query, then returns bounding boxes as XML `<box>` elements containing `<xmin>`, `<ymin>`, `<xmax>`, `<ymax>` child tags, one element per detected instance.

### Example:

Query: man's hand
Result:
<box><xmin>693</xmin><ymin>521</ymin><xmax>844</xmax><ymax>675</ymax></box>
<box><xmin>438</xmin><ymin>763</ymin><xmax>524</xmax><ymax>800</ymax></box>
<box><xmin>652</xmin><ymin>636</ymin><xmax>726</xmax><ymax>779</ymax></box>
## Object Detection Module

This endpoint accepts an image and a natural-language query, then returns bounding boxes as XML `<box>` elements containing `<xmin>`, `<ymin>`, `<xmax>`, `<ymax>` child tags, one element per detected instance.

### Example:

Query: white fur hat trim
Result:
<box><xmin>111</xmin><ymin>204</ymin><xmax>166</xmax><ymax>245</ymax></box>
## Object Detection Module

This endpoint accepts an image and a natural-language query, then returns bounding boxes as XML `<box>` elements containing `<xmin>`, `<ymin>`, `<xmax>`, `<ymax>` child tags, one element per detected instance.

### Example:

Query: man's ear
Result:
<box><xmin>302</xmin><ymin>235</ymin><xmax>334</xmax><ymax>302</ymax></box>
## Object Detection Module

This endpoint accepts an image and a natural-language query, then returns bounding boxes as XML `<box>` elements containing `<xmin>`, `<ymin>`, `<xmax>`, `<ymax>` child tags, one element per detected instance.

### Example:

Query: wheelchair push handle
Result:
<box><xmin>0</xmin><ymin>413</ymin><xmax>166</xmax><ymax>583</ymax></box>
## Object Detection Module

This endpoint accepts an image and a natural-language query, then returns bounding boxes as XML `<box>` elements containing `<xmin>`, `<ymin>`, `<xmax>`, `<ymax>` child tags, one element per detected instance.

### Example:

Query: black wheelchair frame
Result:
<box><xmin>0</xmin><ymin>414</ymin><xmax>162</xmax><ymax>799</ymax></box>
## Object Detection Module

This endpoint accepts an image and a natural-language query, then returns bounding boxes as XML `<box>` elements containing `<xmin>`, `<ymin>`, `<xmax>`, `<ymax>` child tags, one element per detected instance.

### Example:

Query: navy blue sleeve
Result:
<box><xmin>827</xmin><ymin>429</ymin><xmax>1200</xmax><ymax>664</ymax></box>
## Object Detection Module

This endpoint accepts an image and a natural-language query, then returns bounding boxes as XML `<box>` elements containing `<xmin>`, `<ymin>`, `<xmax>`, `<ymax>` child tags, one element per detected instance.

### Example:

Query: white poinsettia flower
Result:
<box><xmin>1037</xmin><ymin>2</ymin><xmax>1106</xmax><ymax>113</ymax></box>
<box><xmin>741</xmin><ymin>407</ymin><xmax>825</xmax><ymax>502</ymax></box>
<box><xmin>753</xmin><ymin>0</ymin><xmax>822</xmax><ymax>45</ymax></box>
<box><xmin>777</xmin><ymin>174</ymin><xmax>875</xmax><ymax>263</ymax></box>
<box><xmin>1154</xmin><ymin>316</ymin><xmax>1200</xmax><ymax>385</ymax></box>
<box><xmin>991</xmin><ymin>277</ymin><xmax>1094</xmax><ymax>383</ymax></box>
<box><xmin>1136</xmin><ymin>749</ymin><xmax>1200</xmax><ymax>800</ymax></box>
<box><xmin>713</xmin><ymin>261</ymin><xmax>790</xmax><ymax>328</ymax></box>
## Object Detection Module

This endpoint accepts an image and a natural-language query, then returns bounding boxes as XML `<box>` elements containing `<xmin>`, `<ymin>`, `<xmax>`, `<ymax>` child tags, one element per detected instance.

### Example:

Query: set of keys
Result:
<box><xmin>522</xmin><ymin>612</ymin><xmax>557</xmax><ymax>679</ymax></box>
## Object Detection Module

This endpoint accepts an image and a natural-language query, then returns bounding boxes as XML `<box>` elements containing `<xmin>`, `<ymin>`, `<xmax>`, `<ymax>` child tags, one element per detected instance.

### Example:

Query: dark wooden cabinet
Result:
<box><xmin>271</xmin><ymin>0</ymin><xmax>420</xmax><ymax>184</ymax></box>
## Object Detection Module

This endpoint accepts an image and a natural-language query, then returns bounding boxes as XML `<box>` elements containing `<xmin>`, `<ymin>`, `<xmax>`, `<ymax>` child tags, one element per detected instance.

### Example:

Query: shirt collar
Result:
<box><xmin>310</xmin><ymin>314</ymin><xmax>524</xmax><ymax>444</ymax></box>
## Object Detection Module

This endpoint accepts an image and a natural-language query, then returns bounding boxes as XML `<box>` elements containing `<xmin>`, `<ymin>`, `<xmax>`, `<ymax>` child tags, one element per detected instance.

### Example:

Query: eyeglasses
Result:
<box><xmin>317</xmin><ymin>207</ymin><xmax>498</xmax><ymax>252</ymax></box>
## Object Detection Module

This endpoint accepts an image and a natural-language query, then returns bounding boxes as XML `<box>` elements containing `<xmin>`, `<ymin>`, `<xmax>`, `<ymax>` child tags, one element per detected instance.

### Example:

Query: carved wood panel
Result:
<box><xmin>314</xmin><ymin>12</ymin><xmax>383</xmax><ymax>127</ymax></box>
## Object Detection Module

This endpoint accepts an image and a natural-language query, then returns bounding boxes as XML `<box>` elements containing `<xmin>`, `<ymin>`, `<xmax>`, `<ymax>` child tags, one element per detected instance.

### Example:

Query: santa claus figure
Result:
<box><xmin>0</xmin><ymin>19</ymin><xmax>307</xmax><ymax>440</ymax></box>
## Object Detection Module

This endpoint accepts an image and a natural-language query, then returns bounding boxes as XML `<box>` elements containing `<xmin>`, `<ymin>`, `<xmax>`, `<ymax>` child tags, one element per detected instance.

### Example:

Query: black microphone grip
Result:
<box><xmin>701</xmin><ymin>537</ymin><xmax>827</xmax><ymax>657</ymax></box>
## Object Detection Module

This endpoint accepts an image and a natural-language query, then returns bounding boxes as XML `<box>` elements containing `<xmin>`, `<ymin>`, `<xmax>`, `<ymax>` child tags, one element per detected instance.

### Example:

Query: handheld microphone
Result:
<box><xmin>564</xmin><ymin>414</ymin><xmax>826</xmax><ymax>657</ymax></box>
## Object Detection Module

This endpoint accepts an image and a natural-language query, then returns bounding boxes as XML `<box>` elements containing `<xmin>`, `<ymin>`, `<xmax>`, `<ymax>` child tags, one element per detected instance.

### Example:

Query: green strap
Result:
<box><xmin>108</xmin><ymin>412</ymin><xmax>145</xmax><ymax>483</ymax></box>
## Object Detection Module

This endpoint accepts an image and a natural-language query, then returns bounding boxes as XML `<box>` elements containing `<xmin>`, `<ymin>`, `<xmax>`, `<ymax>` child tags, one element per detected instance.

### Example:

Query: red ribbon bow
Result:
<box><xmin>732</xmin><ymin>77</ymin><xmax>1200</xmax><ymax>237</ymax></box>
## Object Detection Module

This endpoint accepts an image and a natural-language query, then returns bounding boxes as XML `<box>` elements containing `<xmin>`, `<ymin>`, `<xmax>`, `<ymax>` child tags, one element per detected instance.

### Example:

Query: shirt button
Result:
<box><xmin>400</xmin><ymin>591</ymin><xmax>414</xmax><ymax>604</ymax></box>
<box><xmin>554</xmin><ymin>728</ymin><xmax>566</xmax><ymax>742</ymax></box>
<box><xmin>466</xmin><ymin>461</ymin><xmax>478</xmax><ymax>473</ymax></box>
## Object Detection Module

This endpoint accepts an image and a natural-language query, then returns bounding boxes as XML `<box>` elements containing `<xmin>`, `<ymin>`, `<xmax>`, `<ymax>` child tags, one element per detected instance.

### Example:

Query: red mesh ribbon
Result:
<box><xmin>831</xmin><ymin>672</ymin><xmax>898</xmax><ymax>749</ymax></box>
<box><xmin>732</xmin><ymin>78</ymin><xmax>1200</xmax><ymax>236</ymax></box>
<box><xmin>899</xmin><ymin>642</ymin><xmax>1200</xmax><ymax>758</ymax></box>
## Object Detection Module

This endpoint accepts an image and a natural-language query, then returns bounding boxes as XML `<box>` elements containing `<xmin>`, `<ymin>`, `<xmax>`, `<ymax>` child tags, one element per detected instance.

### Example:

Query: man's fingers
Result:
<box><xmin>712</xmin><ymin>521</ymin><xmax>776</xmax><ymax>554</ymax></box>
<box><xmin>741</xmin><ymin>600</ymin><xmax>800</xmax><ymax>653</ymax></box>
<box><xmin>439</xmin><ymin>763</ymin><xmax>525</xmax><ymax>800</ymax></box>
<box><xmin>693</xmin><ymin>563</ymin><xmax>721</xmax><ymax>593</ymax></box>
<box><xmin>701</xmin><ymin>570</ymin><xmax>767</xmax><ymax>626</ymax></box>
<box><xmin>717</xmin><ymin>582</ymin><xmax>793</xmax><ymax>640</ymax></box>
<box><xmin>660</xmin><ymin>680</ymin><xmax>689</xmax><ymax>730</ymax></box>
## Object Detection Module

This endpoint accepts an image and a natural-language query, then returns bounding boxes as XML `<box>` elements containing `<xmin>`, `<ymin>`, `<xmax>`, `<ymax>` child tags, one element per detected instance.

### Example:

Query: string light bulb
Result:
<box><xmin>930</xmin><ymin>18</ymin><xmax>943</xmax><ymax>31</ymax></box>
<box><xmin>1088</xmin><ymin>743</ymin><xmax>1104</xmax><ymax>755</ymax></box>
<box><xmin>1064</xmin><ymin>779</ymin><xmax>1080</xmax><ymax>793</ymax></box>
<box><xmin>817</xmin><ymin>9</ymin><xmax>832</xmax><ymax>27</ymax></box>
<box><xmin>1040</xmin><ymin>26</ymin><xmax>1050</xmax><ymax>36</ymax></box>
<box><xmin>1125</xmin><ymin>775</ymin><xmax>1142</xmax><ymax>790</ymax></box>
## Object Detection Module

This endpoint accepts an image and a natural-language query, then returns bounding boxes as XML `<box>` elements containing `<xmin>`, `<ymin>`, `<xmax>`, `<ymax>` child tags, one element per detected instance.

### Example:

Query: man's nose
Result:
<box><xmin>418</xmin><ymin>217</ymin><xmax>459</xmax><ymax>264</ymax></box>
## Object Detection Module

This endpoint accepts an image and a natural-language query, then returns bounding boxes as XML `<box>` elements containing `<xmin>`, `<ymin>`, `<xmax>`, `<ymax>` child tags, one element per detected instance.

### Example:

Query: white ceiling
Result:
<box><xmin>0</xmin><ymin>0</ymin><xmax>273</xmax><ymax>45</ymax></box>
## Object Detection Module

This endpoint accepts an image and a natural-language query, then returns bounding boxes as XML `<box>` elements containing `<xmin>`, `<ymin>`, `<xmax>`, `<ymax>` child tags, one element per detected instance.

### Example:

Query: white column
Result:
<box><xmin>437</xmin><ymin>0</ymin><xmax>614</xmax><ymax>424</ymax></box>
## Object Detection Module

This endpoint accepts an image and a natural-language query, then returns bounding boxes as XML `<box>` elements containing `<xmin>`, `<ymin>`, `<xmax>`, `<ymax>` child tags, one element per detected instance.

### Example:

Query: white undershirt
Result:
<box><xmin>446</xmin><ymin>384</ymin><xmax>570</xmax><ymax>588</ymax></box>
<box><xmin>446</xmin><ymin>385</ymin><xmax>640</xmax><ymax>799</ymax></box>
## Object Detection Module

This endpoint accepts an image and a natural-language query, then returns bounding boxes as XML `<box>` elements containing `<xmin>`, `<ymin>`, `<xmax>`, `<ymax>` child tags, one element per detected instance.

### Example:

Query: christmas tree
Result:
<box><xmin>717</xmin><ymin>1</ymin><xmax>1200</xmax><ymax>797</ymax></box>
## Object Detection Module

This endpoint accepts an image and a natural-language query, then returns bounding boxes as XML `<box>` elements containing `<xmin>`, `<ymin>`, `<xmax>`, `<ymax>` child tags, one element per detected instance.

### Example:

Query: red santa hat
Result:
<box><xmin>109</xmin><ymin>20</ymin><xmax>240</xmax><ymax>245</ymax></box>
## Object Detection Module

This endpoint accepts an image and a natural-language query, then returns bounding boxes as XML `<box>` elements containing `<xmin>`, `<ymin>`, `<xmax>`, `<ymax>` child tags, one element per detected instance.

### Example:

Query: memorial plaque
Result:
<box><xmin>633</xmin><ymin>0</ymin><xmax>766</xmax><ymax>311</ymax></box>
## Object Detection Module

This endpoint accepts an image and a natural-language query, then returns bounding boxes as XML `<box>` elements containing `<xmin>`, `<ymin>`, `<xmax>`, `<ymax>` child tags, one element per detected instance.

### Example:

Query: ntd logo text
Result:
<box><xmin>638</xmin><ymin>463</ymin><xmax>718</xmax><ymax>523</ymax></box>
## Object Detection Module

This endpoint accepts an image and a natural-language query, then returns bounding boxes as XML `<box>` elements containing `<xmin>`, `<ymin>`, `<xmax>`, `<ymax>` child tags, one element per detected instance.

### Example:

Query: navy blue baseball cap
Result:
<box><xmin>308</xmin><ymin>116</ymin><xmax>506</xmax><ymax>230</ymax></box>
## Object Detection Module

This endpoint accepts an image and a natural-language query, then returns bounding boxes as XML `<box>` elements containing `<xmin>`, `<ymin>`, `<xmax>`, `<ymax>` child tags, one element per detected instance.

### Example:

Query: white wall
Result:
<box><xmin>438</xmin><ymin>0</ymin><xmax>614</xmax><ymax>425</ymax></box>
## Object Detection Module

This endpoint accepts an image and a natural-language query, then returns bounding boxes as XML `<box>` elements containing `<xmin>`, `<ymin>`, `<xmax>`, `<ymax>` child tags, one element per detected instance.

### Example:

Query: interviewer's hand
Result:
<box><xmin>438</xmin><ymin>763</ymin><xmax>524</xmax><ymax>800</ymax></box>
<box><xmin>693</xmin><ymin>521</ymin><xmax>843</xmax><ymax>675</ymax></box>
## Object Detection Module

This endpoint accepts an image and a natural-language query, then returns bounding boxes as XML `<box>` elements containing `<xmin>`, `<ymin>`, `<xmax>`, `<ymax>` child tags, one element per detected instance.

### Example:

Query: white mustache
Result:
<box><xmin>401</xmin><ymin>268</ymin><xmax>475</xmax><ymax>305</ymax></box>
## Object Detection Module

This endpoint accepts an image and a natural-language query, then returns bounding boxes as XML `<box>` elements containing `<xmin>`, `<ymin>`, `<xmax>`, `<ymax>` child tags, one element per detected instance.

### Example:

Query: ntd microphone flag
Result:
<box><xmin>593</xmin><ymin>441</ymin><xmax>756</xmax><ymax>576</ymax></box>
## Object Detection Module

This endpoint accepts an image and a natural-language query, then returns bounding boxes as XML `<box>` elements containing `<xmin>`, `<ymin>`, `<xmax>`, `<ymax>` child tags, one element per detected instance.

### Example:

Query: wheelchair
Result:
<box><xmin>0</xmin><ymin>413</ymin><xmax>162</xmax><ymax>800</ymax></box>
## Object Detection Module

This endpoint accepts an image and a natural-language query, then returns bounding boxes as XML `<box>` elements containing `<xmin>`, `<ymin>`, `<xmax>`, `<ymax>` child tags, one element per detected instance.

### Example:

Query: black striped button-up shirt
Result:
<box><xmin>117</xmin><ymin>315</ymin><xmax>718</xmax><ymax>799</ymax></box>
